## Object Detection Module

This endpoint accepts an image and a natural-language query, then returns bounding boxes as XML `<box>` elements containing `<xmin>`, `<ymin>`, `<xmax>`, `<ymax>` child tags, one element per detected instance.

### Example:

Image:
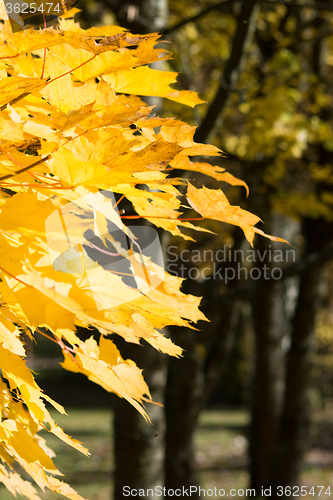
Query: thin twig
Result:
<box><xmin>0</xmin><ymin>154</ymin><xmax>51</xmax><ymax>182</ymax></box>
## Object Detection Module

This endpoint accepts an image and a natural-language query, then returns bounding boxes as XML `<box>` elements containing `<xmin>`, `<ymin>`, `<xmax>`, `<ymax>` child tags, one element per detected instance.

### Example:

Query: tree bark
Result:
<box><xmin>114</xmin><ymin>341</ymin><xmax>168</xmax><ymax>499</ymax></box>
<box><xmin>270</xmin><ymin>15</ymin><xmax>333</xmax><ymax>493</ymax></box>
<box><xmin>164</xmin><ymin>2</ymin><xmax>261</xmax><ymax>490</ymax></box>
<box><xmin>270</xmin><ymin>261</ymin><xmax>323</xmax><ymax>495</ymax></box>
<box><xmin>164</xmin><ymin>300</ymin><xmax>242</xmax><ymax>498</ymax></box>
<box><xmin>164</xmin><ymin>230</ymin><xmax>245</xmax><ymax>497</ymax></box>
<box><xmin>249</xmin><ymin>225</ymin><xmax>287</xmax><ymax>491</ymax></box>
<box><xmin>111</xmin><ymin>1</ymin><xmax>169</xmax><ymax>498</ymax></box>
<box><xmin>164</xmin><ymin>328</ymin><xmax>205</xmax><ymax>495</ymax></box>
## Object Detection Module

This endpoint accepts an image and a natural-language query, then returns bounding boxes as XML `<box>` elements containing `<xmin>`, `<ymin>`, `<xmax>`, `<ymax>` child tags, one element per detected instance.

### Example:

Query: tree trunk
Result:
<box><xmin>112</xmin><ymin>1</ymin><xmax>169</xmax><ymax>498</ymax></box>
<box><xmin>164</xmin><ymin>300</ymin><xmax>242</xmax><ymax>498</ymax></box>
<box><xmin>269</xmin><ymin>204</ymin><xmax>333</xmax><ymax>493</ymax></box>
<box><xmin>270</xmin><ymin>261</ymin><xmax>323</xmax><ymax>495</ymax></box>
<box><xmin>270</xmin><ymin>19</ymin><xmax>332</xmax><ymax>491</ymax></box>
<box><xmin>249</xmin><ymin>231</ymin><xmax>287</xmax><ymax>491</ymax></box>
<box><xmin>164</xmin><ymin>230</ymin><xmax>245</xmax><ymax>497</ymax></box>
<box><xmin>164</xmin><ymin>1</ymin><xmax>261</xmax><ymax>490</ymax></box>
<box><xmin>164</xmin><ymin>328</ymin><xmax>205</xmax><ymax>495</ymax></box>
<box><xmin>114</xmin><ymin>341</ymin><xmax>168</xmax><ymax>499</ymax></box>
<box><xmin>249</xmin><ymin>10</ymin><xmax>332</xmax><ymax>495</ymax></box>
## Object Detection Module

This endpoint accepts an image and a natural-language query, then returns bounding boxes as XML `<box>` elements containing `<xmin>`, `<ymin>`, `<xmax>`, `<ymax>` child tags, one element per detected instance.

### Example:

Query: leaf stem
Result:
<box><xmin>46</xmin><ymin>54</ymin><xmax>97</xmax><ymax>85</ymax></box>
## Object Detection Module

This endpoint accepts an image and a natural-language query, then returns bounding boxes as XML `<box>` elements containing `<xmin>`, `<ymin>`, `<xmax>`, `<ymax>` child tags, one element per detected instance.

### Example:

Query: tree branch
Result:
<box><xmin>219</xmin><ymin>244</ymin><xmax>333</xmax><ymax>303</ymax></box>
<box><xmin>163</xmin><ymin>0</ymin><xmax>234</xmax><ymax>35</ymax></box>
<box><xmin>194</xmin><ymin>0</ymin><xmax>260</xmax><ymax>144</ymax></box>
<box><xmin>163</xmin><ymin>0</ymin><xmax>333</xmax><ymax>37</ymax></box>
<box><xmin>265</xmin><ymin>0</ymin><xmax>333</xmax><ymax>8</ymax></box>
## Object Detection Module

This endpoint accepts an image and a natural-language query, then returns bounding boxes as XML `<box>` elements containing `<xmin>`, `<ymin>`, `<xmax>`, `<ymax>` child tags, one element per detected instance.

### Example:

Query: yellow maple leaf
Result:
<box><xmin>186</xmin><ymin>183</ymin><xmax>288</xmax><ymax>246</ymax></box>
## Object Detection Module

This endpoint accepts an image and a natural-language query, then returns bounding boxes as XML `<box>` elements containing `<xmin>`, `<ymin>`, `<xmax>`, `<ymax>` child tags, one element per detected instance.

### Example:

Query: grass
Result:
<box><xmin>196</xmin><ymin>409</ymin><xmax>250</xmax><ymax>494</ymax></box>
<box><xmin>0</xmin><ymin>409</ymin><xmax>112</xmax><ymax>500</ymax></box>
<box><xmin>1</xmin><ymin>407</ymin><xmax>333</xmax><ymax>499</ymax></box>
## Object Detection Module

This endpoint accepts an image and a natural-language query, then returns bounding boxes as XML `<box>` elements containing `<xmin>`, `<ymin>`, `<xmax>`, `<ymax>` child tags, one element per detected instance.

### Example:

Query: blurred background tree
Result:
<box><xmin>26</xmin><ymin>1</ymin><xmax>333</xmax><ymax>499</ymax></box>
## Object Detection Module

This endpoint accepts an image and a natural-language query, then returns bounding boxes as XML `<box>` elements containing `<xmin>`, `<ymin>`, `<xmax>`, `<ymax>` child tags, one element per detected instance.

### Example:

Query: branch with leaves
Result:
<box><xmin>0</xmin><ymin>10</ymin><xmax>287</xmax><ymax>500</ymax></box>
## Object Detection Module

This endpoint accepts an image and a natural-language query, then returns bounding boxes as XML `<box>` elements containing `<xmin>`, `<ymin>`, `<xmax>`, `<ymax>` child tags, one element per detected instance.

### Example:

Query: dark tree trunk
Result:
<box><xmin>164</xmin><ymin>328</ymin><xmax>205</xmax><ymax>494</ymax></box>
<box><xmin>164</xmin><ymin>228</ymin><xmax>245</xmax><ymax>496</ymax></box>
<box><xmin>111</xmin><ymin>1</ymin><xmax>170</xmax><ymax>497</ymax></box>
<box><xmin>164</xmin><ymin>1</ymin><xmax>261</xmax><ymax>491</ymax></box>
<box><xmin>164</xmin><ymin>300</ymin><xmax>242</xmax><ymax>498</ymax></box>
<box><xmin>249</xmin><ymin>230</ymin><xmax>287</xmax><ymax>491</ymax></box>
<box><xmin>248</xmin><ymin>9</ymin><xmax>333</xmax><ymax>495</ymax></box>
<box><xmin>269</xmin><ymin>210</ymin><xmax>333</xmax><ymax>495</ymax></box>
<box><xmin>113</xmin><ymin>341</ymin><xmax>168</xmax><ymax>500</ymax></box>
<box><xmin>270</xmin><ymin>260</ymin><xmax>323</xmax><ymax>495</ymax></box>
<box><xmin>270</xmin><ymin>16</ymin><xmax>333</xmax><ymax>491</ymax></box>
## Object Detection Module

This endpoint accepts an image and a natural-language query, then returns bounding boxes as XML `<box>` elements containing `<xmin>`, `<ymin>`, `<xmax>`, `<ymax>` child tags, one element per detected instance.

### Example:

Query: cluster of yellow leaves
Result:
<box><xmin>0</xmin><ymin>11</ymin><xmax>285</xmax><ymax>500</ymax></box>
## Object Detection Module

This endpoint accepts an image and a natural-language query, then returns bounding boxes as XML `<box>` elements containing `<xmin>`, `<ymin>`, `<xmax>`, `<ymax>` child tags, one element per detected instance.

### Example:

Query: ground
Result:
<box><xmin>1</xmin><ymin>408</ymin><xmax>333</xmax><ymax>499</ymax></box>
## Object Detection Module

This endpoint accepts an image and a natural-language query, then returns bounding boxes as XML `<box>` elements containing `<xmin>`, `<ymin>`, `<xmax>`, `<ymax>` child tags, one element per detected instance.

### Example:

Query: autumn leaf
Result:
<box><xmin>186</xmin><ymin>183</ymin><xmax>288</xmax><ymax>246</ymax></box>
